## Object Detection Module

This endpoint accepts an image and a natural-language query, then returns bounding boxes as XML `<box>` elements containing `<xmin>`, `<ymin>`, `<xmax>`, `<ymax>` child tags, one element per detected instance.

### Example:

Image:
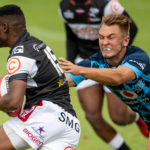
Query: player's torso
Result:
<box><xmin>7</xmin><ymin>32</ymin><xmax>76</xmax><ymax>115</ymax></box>
<box><xmin>88</xmin><ymin>47</ymin><xmax>150</xmax><ymax>124</ymax></box>
<box><xmin>60</xmin><ymin>0</ymin><xmax>106</xmax><ymax>38</ymax></box>
<box><xmin>60</xmin><ymin>0</ymin><xmax>109</xmax><ymax>57</ymax></box>
<box><xmin>105</xmin><ymin>47</ymin><xmax>150</xmax><ymax>124</ymax></box>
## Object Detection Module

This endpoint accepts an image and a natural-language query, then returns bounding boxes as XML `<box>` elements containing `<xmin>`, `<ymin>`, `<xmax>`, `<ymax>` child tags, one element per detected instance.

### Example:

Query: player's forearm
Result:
<box><xmin>79</xmin><ymin>67</ymin><xmax>119</xmax><ymax>85</ymax></box>
<box><xmin>0</xmin><ymin>94</ymin><xmax>19</xmax><ymax>112</ymax></box>
<box><xmin>78</xmin><ymin>66</ymin><xmax>133</xmax><ymax>86</ymax></box>
<box><xmin>66</xmin><ymin>75</ymin><xmax>76</xmax><ymax>87</ymax></box>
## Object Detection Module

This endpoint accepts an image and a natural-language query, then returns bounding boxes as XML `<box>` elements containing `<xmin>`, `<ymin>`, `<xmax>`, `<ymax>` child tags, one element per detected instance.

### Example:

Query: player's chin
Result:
<box><xmin>7</xmin><ymin>108</ymin><xmax>21</xmax><ymax>117</ymax></box>
<box><xmin>103</xmin><ymin>54</ymin><xmax>113</xmax><ymax>59</ymax></box>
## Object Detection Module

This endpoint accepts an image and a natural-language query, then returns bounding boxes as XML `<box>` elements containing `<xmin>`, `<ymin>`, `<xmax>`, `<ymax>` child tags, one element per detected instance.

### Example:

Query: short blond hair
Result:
<box><xmin>101</xmin><ymin>14</ymin><xmax>131</xmax><ymax>36</ymax></box>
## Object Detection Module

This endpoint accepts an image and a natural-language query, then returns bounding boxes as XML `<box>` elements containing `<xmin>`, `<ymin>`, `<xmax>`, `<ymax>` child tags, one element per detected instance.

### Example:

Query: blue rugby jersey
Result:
<box><xmin>67</xmin><ymin>46</ymin><xmax>150</xmax><ymax>127</ymax></box>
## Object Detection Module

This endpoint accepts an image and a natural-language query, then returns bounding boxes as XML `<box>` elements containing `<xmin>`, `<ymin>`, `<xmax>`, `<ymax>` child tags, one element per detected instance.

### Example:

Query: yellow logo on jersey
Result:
<box><xmin>57</xmin><ymin>79</ymin><xmax>64</xmax><ymax>87</ymax></box>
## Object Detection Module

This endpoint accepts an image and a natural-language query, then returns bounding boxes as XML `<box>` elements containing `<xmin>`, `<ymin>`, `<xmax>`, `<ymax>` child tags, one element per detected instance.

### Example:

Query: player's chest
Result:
<box><xmin>62</xmin><ymin>5</ymin><xmax>103</xmax><ymax>24</ymax></box>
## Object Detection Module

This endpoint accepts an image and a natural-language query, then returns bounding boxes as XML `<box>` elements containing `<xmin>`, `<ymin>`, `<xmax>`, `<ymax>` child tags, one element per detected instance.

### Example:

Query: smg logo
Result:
<box><xmin>58</xmin><ymin>112</ymin><xmax>80</xmax><ymax>133</ymax></box>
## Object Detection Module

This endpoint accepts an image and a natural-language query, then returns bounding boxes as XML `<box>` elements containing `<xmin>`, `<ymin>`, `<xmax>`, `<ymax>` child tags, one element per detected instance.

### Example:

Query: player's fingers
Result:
<box><xmin>59</xmin><ymin>58</ymin><xmax>73</xmax><ymax>65</ymax></box>
<box><xmin>58</xmin><ymin>57</ymin><xmax>68</xmax><ymax>63</ymax></box>
<box><xmin>61</xmin><ymin>66</ymin><xmax>71</xmax><ymax>70</ymax></box>
<box><xmin>59</xmin><ymin>62</ymin><xmax>70</xmax><ymax>66</ymax></box>
<box><xmin>65</xmin><ymin>70</ymin><xmax>72</xmax><ymax>73</ymax></box>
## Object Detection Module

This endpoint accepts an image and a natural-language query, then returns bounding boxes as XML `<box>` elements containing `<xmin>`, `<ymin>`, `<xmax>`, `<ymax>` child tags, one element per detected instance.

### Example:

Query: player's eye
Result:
<box><xmin>99</xmin><ymin>35</ymin><xmax>104</xmax><ymax>39</ymax></box>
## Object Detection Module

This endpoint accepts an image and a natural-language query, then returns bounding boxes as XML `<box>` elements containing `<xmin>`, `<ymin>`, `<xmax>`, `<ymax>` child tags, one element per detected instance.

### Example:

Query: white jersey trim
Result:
<box><xmin>7</xmin><ymin>56</ymin><xmax>38</xmax><ymax>88</ymax></box>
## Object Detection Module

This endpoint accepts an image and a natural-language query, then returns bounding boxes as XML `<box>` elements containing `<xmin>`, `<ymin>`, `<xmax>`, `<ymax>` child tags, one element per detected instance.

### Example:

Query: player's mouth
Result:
<box><xmin>103</xmin><ymin>48</ymin><xmax>112</xmax><ymax>51</ymax></box>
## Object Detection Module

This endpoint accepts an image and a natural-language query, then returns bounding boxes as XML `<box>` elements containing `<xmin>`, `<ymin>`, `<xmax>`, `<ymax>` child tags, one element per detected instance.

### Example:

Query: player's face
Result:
<box><xmin>99</xmin><ymin>24</ymin><xmax>129</xmax><ymax>64</ymax></box>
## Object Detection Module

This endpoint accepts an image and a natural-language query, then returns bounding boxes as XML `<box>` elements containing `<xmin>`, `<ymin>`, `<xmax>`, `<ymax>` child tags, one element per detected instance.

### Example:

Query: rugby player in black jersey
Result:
<box><xmin>0</xmin><ymin>4</ymin><xmax>80</xmax><ymax>150</ymax></box>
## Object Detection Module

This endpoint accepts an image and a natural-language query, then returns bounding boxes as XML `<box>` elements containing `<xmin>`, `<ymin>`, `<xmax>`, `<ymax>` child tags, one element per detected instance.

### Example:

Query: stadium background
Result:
<box><xmin>0</xmin><ymin>0</ymin><xmax>149</xmax><ymax>149</ymax></box>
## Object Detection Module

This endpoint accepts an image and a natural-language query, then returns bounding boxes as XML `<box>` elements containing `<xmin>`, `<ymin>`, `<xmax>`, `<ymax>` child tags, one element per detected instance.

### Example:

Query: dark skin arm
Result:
<box><xmin>0</xmin><ymin>80</ymin><xmax>26</xmax><ymax>112</ymax></box>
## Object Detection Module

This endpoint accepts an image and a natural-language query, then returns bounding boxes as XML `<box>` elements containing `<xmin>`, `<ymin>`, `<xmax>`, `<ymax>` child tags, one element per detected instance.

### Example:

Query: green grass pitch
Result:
<box><xmin>0</xmin><ymin>0</ymin><xmax>149</xmax><ymax>149</ymax></box>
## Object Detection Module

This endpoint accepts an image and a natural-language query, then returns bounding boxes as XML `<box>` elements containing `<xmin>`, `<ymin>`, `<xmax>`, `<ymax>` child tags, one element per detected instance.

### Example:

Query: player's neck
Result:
<box><xmin>8</xmin><ymin>30</ymin><xmax>26</xmax><ymax>48</ymax></box>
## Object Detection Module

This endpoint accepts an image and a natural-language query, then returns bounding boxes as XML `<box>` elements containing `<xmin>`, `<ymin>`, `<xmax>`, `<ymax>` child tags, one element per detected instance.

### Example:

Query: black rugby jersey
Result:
<box><xmin>7</xmin><ymin>32</ymin><xmax>76</xmax><ymax>116</ymax></box>
<box><xmin>59</xmin><ymin>0</ymin><xmax>137</xmax><ymax>62</ymax></box>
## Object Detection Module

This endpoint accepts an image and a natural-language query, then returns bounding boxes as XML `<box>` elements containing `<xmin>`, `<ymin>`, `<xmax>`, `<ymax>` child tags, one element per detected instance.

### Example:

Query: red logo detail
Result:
<box><xmin>120</xmin><ymin>90</ymin><xmax>137</xmax><ymax>99</ymax></box>
<box><xmin>123</xmin><ymin>91</ymin><xmax>134</xmax><ymax>97</ymax></box>
<box><xmin>76</xmin><ymin>8</ymin><xmax>84</xmax><ymax>15</ymax></box>
<box><xmin>18</xmin><ymin>101</ymin><xmax>43</xmax><ymax>122</ymax></box>
<box><xmin>23</xmin><ymin>128</ymin><xmax>43</xmax><ymax>147</ymax></box>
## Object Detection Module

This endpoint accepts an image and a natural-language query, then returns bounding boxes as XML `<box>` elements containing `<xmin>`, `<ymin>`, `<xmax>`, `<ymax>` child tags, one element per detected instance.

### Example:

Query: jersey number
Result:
<box><xmin>44</xmin><ymin>46</ymin><xmax>64</xmax><ymax>77</ymax></box>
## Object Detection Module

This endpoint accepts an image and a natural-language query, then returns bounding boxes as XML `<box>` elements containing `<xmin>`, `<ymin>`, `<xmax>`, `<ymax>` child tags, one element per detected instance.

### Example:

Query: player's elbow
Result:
<box><xmin>6</xmin><ymin>95</ymin><xmax>22</xmax><ymax>110</ymax></box>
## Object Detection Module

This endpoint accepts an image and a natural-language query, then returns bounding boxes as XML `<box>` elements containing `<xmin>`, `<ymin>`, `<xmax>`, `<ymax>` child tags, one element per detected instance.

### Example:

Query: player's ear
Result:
<box><xmin>0</xmin><ymin>22</ymin><xmax>9</xmax><ymax>33</ymax></box>
<box><xmin>123</xmin><ymin>35</ymin><xmax>130</xmax><ymax>46</ymax></box>
<box><xmin>2</xmin><ymin>23</ymin><xmax>9</xmax><ymax>32</ymax></box>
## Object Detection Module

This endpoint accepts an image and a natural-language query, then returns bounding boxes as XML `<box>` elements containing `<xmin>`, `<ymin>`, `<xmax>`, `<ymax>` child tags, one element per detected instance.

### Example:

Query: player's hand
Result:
<box><xmin>59</xmin><ymin>57</ymin><xmax>82</xmax><ymax>75</ymax></box>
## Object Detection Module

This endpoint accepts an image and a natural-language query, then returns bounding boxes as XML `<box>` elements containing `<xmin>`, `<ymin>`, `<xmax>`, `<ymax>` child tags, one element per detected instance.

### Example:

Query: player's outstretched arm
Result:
<box><xmin>59</xmin><ymin>57</ymin><xmax>136</xmax><ymax>86</ymax></box>
<box><xmin>78</xmin><ymin>66</ymin><xmax>136</xmax><ymax>86</ymax></box>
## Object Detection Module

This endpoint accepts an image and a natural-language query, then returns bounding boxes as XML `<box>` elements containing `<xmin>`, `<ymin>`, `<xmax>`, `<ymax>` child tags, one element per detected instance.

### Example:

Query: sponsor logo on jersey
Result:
<box><xmin>89</xmin><ymin>7</ymin><xmax>99</xmax><ymax>17</ymax></box>
<box><xmin>7</xmin><ymin>57</ymin><xmax>21</xmax><ymax>75</ymax></box>
<box><xmin>64</xmin><ymin>10</ymin><xmax>74</xmax><ymax>19</ymax></box>
<box><xmin>23</xmin><ymin>128</ymin><xmax>43</xmax><ymax>147</ymax></box>
<box><xmin>31</xmin><ymin>126</ymin><xmax>45</xmax><ymax>140</ymax></box>
<box><xmin>13</xmin><ymin>45</ymin><xmax>24</xmax><ymax>54</ymax></box>
<box><xmin>33</xmin><ymin>43</ymin><xmax>46</xmax><ymax>52</ymax></box>
<box><xmin>123</xmin><ymin>98</ymin><xmax>149</xmax><ymax>105</ymax></box>
<box><xmin>33</xmin><ymin>44</ymin><xmax>40</xmax><ymax>52</ymax></box>
<box><xmin>57</xmin><ymin>79</ymin><xmax>64</xmax><ymax>87</ymax></box>
<box><xmin>110</xmin><ymin>0</ymin><xmax>124</xmax><ymax>14</ymax></box>
<box><xmin>120</xmin><ymin>90</ymin><xmax>138</xmax><ymax>99</ymax></box>
<box><xmin>64</xmin><ymin>146</ymin><xmax>73</xmax><ymax>150</ymax></box>
<box><xmin>88</xmin><ymin>7</ymin><xmax>100</xmax><ymax>22</ymax></box>
<box><xmin>129</xmin><ymin>60</ymin><xmax>146</xmax><ymax>70</ymax></box>
<box><xmin>18</xmin><ymin>101</ymin><xmax>43</xmax><ymax>122</ymax></box>
<box><xmin>75</xmin><ymin>7</ymin><xmax>85</xmax><ymax>15</ymax></box>
<box><xmin>58</xmin><ymin>112</ymin><xmax>80</xmax><ymax>133</ymax></box>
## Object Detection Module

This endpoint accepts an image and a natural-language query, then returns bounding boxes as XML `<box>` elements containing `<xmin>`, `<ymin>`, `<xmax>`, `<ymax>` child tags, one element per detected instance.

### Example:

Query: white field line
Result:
<box><xmin>28</xmin><ymin>26</ymin><xmax>65</xmax><ymax>41</ymax></box>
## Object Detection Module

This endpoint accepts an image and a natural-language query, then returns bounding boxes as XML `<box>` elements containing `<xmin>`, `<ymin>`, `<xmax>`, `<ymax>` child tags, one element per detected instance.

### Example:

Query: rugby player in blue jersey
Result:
<box><xmin>59</xmin><ymin>1</ymin><xmax>148</xmax><ymax>150</ymax></box>
<box><xmin>59</xmin><ymin>13</ymin><xmax>150</xmax><ymax>150</ymax></box>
